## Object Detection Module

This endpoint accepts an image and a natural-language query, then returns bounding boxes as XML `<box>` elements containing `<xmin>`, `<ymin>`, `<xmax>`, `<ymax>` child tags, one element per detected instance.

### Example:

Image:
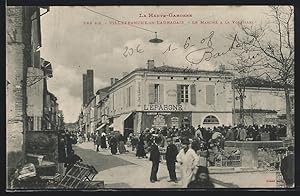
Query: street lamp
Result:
<box><xmin>149</xmin><ymin>32</ymin><xmax>163</xmax><ymax>43</ymax></box>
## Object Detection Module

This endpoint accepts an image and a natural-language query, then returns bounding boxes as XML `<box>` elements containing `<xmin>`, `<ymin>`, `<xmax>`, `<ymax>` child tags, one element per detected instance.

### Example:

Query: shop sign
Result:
<box><xmin>144</xmin><ymin>104</ymin><xmax>183</xmax><ymax>111</ymax></box>
<box><xmin>153</xmin><ymin>115</ymin><xmax>167</xmax><ymax>128</ymax></box>
<box><xmin>171</xmin><ymin>117</ymin><xmax>179</xmax><ymax>128</ymax></box>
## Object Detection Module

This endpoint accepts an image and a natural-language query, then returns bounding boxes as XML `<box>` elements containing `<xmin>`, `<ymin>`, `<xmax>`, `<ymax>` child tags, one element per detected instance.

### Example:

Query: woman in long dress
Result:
<box><xmin>110</xmin><ymin>136</ymin><xmax>118</xmax><ymax>155</ymax></box>
<box><xmin>118</xmin><ymin>134</ymin><xmax>127</xmax><ymax>154</ymax></box>
<box><xmin>100</xmin><ymin>133</ymin><xmax>107</xmax><ymax>149</ymax></box>
<box><xmin>136</xmin><ymin>135</ymin><xmax>147</xmax><ymax>158</ymax></box>
<box><xmin>176</xmin><ymin>138</ymin><xmax>199</xmax><ymax>188</ymax></box>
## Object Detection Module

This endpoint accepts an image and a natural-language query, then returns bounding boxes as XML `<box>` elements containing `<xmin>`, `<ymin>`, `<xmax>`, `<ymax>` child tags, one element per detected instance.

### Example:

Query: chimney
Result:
<box><xmin>147</xmin><ymin>60</ymin><xmax>155</xmax><ymax>69</ymax></box>
<box><xmin>110</xmin><ymin>78</ymin><xmax>119</xmax><ymax>85</ymax></box>
<box><xmin>122</xmin><ymin>72</ymin><xmax>128</xmax><ymax>77</ymax></box>
<box><xmin>110</xmin><ymin>78</ymin><xmax>115</xmax><ymax>85</ymax></box>
<box><xmin>219</xmin><ymin>64</ymin><xmax>225</xmax><ymax>72</ymax></box>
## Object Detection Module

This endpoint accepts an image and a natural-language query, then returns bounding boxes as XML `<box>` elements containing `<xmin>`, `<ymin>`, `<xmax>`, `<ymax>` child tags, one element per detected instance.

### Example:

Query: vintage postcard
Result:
<box><xmin>6</xmin><ymin>5</ymin><xmax>294</xmax><ymax>190</ymax></box>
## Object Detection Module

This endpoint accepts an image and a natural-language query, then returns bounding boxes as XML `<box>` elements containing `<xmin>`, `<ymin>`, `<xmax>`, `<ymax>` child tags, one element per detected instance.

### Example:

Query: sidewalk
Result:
<box><xmin>76</xmin><ymin>142</ymin><xmax>227</xmax><ymax>188</ymax></box>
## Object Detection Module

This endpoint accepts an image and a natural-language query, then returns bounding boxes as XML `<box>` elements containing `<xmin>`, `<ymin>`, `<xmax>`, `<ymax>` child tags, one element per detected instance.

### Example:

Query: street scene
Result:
<box><xmin>6</xmin><ymin>5</ymin><xmax>294</xmax><ymax>190</ymax></box>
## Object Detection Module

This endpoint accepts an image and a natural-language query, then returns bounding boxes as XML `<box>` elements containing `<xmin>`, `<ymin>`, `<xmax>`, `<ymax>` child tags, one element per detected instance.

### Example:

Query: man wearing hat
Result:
<box><xmin>149</xmin><ymin>136</ymin><xmax>161</xmax><ymax>183</ymax></box>
<box><xmin>166</xmin><ymin>137</ymin><xmax>178</xmax><ymax>182</ymax></box>
<box><xmin>176</xmin><ymin>137</ymin><xmax>199</xmax><ymax>188</ymax></box>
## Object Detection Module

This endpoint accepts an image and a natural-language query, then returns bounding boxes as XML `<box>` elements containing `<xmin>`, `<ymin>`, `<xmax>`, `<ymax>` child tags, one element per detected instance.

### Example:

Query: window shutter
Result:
<box><xmin>149</xmin><ymin>84</ymin><xmax>155</xmax><ymax>104</ymax></box>
<box><xmin>206</xmin><ymin>85</ymin><xmax>215</xmax><ymax>105</ymax></box>
<box><xmin>177</xmin><ymin>84</ymin><xmax>181</xmax><ymax>104</ymax></box>
<box><xmin>190</xmin><ymin>84</ymin><xmax>196</xmax><ymax>105</ymax></box>
<box><xmin>123</xmin><ymin>89</ymin><xmax>126</xmax><ymax>107</ymax></box>
<box><xmin>159</xmin><ymin>84</ymin><xmax>164</xmax><ymax>104</ymax></box>
<box><xmin>132</xmin><ymin>85</ymin><xmax>135</xmax><ymax>107</ymax></box>
<box><xmin>127</xmin><ymin>87</ymin><xmax>130</xmax><ymax>107</ymax></box>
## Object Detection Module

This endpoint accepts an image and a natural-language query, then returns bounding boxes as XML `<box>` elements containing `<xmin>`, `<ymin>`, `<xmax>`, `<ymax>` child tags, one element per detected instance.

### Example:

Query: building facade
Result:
<box><xmin>96</xmin><ymin>61</ymin><xmax>234</xmax><ymax>137</ymax></box>
<box><xmin>6</xmin><ymin>6</ymin><xmax>52</xmax><ymax>187</ymax></box>
<box><xmin>80</xmin><ymin>62</ymin><xmax>294</xmax><ymax>138</ymax></box>
<box><xmin>233</xmin><ymin>78</ymin><xmax>295</xmax><ymax>126</ymax></box>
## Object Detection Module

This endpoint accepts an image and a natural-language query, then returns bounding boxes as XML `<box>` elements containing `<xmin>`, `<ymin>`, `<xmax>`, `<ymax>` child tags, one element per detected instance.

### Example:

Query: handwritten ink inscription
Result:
<box><xmin>122</xmin><ymin>31</ymin><xmax>250</xmax><ymax>65</ymax></box>
<box><xmin>123</xmin><ymin>44</ymin><xmax>144</xmax><ymax>57</ymax></box>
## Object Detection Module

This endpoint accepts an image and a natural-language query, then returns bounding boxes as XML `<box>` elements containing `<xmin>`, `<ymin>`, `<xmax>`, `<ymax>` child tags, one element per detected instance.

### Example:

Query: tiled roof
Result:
<box><xmin>234</xmin><ymin>77</ymin><xmax>292</xmax><ymax>89</ymax></box>
<box><xmin>234</xmin><ymin>109</ymin><xmax>278</xmax><ymax>113</ymax></box>
<box><xmin>134</xmin><ymin>65</ymin><xmax>233</xmax><ymax>75</ymax></box>
<box><xmin>96</xmin><ymin>86</ymin><xmax>110</xmax><ymax>94</ymax></box>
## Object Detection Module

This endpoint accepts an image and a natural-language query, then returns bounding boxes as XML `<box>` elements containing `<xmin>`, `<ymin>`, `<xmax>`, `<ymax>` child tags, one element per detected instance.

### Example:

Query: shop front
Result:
<box><xmin>141</xmin><ymin>112</ymin><xmax>192</xmax><ymax>131</ymax></box>
<box><xmin>112</xmin><ymin>112</ymin><xmax>134</xmax><ymax>137</ymax></box>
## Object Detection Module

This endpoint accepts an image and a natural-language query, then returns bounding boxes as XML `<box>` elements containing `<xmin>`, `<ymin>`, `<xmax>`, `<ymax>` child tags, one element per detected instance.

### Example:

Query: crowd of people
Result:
<box><xmin>74</xmin><ymin>123</ymin><xmax>292</xmax><ymax>188</ymax></box>
<box><xmin>90</xmin><ymin>131</ymin><xmax>129</xmax><ymax>155</ymax></box>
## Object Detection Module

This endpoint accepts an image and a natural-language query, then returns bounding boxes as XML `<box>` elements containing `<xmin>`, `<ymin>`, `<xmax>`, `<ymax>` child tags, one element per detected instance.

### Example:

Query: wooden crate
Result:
<box><xmin>56</xmin><ymin>163</ymin><xmax>98</xmax><ymax>189</ymax></box>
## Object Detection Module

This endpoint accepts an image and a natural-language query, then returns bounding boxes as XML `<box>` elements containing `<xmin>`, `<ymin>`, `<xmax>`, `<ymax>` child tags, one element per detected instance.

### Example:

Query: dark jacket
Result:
<box><xmin>149</xmin><ymin>143</ymin><xmax>160</xmax><ymax>163</ymax></box>
<box><xmin>95</xmin><ymin>135</ymin><xmax>101</xmax><ymax>145</ymax></box>
<box><xmin>280</xmin><ymin>153</ymin><xmax>294</xmax><ymax>184</ymax></box>
<box><xmin>166</xmin><ymin>144</ymin><xmax>178</xmax><ymax>163</ymax></box>
<box><xmin>225</xmin><ymin>129</ymin><xmax>235</xmax><ymax>141</ymax></box>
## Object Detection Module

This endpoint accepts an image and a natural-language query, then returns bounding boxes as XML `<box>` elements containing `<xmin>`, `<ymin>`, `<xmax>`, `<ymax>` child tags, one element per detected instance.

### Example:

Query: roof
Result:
<box><xmin>41</xmin><ymin>58</ymin><xmax>53</xmax><ymax>78</ymax></box>
<box><xmin>109</xmin><ymin>65</ymin><xmax>233</xmax><ymax>91</ymax></box>
<box><xmin>134</xmin><ymin>65</ymin><xmax>233</xmax><ymax>75</ymax></box>
<box><xmin>234</xmin><ymin>77</ymin><xmax>293</xmax><ymax>89</ymax></box>
<box><xmin>234</xmin><ymin>109</ymin><xmax>277</xmax><ymax>113</ymax></box>
<box><xmin>47</xmin><ymin>91</ymin><xmax>57</xmax><ymax>101</ymax></box>
<box><xmin>96</xmin><ymin>86</ymin><xmax>110</xmax><ymax>95</ymax></box>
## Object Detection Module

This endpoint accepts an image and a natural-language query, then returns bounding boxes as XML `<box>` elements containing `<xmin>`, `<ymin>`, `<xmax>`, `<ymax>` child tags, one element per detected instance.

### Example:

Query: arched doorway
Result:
<box><xmin>202</xmin><ymin>115</ymin><xmax>220</xmax><ymax>127</ymax></box>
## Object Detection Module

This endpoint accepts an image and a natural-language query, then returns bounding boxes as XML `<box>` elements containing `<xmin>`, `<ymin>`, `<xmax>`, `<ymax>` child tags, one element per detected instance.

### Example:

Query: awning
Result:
<box><xmin>96</xmin><ymin>123</ymin><xmax>105</xmax><ymax>131</ymax></box>
<box><xmin>112</xmin><ymin>112</ymin><xmax>133</xmax><ymax>134</ymax></box>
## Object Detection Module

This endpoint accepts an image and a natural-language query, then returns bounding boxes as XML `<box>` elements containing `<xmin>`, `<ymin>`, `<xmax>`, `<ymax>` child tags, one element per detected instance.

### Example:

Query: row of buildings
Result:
<box><xmin>7</xmin><ymin>6</ymin><xmax>64</xmax><ymax>187</ymax></box>
<box><xmin>79</xmin><ymin>60</ymin><xmax>294</xmax><ymax>138</ymax></box>
<box><xmin>26</xmin><ymin>58</ymin><xmax>65</xmax><ymax>132</ymax></box>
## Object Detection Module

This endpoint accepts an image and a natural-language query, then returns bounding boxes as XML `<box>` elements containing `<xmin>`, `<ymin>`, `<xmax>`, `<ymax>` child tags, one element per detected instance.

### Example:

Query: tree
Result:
<box><xmin>228</xmin><ymin>6</ymin><xmax>294</xmax><ymax>138</ymax></box>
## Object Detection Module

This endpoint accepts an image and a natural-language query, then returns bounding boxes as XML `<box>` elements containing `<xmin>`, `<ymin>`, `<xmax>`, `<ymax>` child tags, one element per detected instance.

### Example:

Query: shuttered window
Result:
<box><xmin>177</xmin><ymin>85</ymin><xmax>189</xmax><ymax>103</ymax></box>
<box><xmin>149</xmin><ymin>84</ymin><xmax>155</xmax><ymax>104</ymax></box>
<box><xmin>127</xmin><ymin>86</ymin><xmax>132</xmax><ymax>107</ymax></box>
<box><xmin>190</xmin><ymin>84</ymin><xmax>196</xmax><ymax>105</ymax></box>
<box><xmin>123</xmin><ymin>89</ymin><xmax>126</xmax><ymax>107</ymax></box>
<box><xmin>206</xmin><ymin>85</ymin><xmax>215</xmax><ymax>105</ymax></box>
<box><xmin>154</xmin><ymin>84</ymin><xmax>160</xmax><ymax>103</ymax></box>
<box><xmin>181</xmin><ymin>85</ymin><xmax>189</xmax><ymax>103</ymax></box>
<box><xmin>150</xmin><ymin>84</ymin><xmax>164</xmax><ymax>104</ymax></box>
<box><xmin>159</xmin><ymin>84</ymin><xmax>164</xmax><ymax>104</ymax></box>
<box><xmin>177</xmin><ymin>85</ymin><xmax>181</xmax><ymax>104</ymax></box>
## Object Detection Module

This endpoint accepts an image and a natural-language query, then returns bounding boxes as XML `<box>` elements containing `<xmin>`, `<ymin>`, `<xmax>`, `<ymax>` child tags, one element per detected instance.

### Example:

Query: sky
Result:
<box><xmin>40</xmin><ymin>6</ymin><xmax>275</xmax><ymax>123</ymax></box>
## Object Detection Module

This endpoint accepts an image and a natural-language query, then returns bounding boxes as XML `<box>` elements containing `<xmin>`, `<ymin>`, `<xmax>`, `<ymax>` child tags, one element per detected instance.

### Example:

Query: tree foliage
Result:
<box><xmin>228</xmin><ymin>6</ymin><xmax>294</xmax><ymax>137</ymax></box>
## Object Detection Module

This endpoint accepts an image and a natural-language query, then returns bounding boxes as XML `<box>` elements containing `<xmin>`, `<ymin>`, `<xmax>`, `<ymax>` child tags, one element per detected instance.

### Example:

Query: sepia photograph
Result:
<box><xmin>6</xmin><ymin>5</ymin><xmax>295</xmax><ymax>190</ymax></box>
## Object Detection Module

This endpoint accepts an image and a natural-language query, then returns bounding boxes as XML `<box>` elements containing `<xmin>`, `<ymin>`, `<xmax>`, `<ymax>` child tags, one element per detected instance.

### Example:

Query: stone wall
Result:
<box><xmin>6</xmin><ymin>6</ymin><xmax>33</xmax><ymax>188</ymax></box>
